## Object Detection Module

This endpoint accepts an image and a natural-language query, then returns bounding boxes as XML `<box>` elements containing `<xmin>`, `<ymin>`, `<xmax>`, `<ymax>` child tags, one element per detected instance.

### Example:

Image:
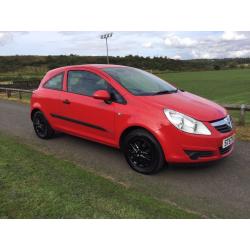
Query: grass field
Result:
<box><xmin>157</xmin><ymin>69</ymin><xmax>250</xmax><ymax>124</ymax></box>
<box><xmin>0</xmin><ymin>133</ymin><xmax>198</xmax><ymax>219</ymax></box>
<box><xmin>158</xmin><ymin>69</ymin><xmax>250</xmax><ymax>104</ymax></box>
<box><xmin>0</xmin><ymin>69</ymin><xmax>249</xmax><ymax>218</ymax></box>
<box><xmin>1</xmin><ymin>68</ymin><xmax>249</xmax><ymax>105</ymax></box>
<box><xmin>1</xmin><ymin>68</ymin><xmax>249</xmax><ymax>124</ymax></box>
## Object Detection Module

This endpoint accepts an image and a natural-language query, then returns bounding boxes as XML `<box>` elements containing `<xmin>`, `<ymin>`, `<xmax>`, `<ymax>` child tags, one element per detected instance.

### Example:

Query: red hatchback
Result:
<box><xmin>31</xmin><ymin>64</ymin><xmax>235</xmax><ymax>174</ymax></box>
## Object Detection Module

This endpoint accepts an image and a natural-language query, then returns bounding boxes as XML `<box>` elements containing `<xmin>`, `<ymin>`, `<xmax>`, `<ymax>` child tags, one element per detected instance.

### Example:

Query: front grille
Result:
<box><xmin>211</xmin><ymin>115</ymin><xmax>233</xmax><ymax>133</ymax></box>
<box><xmin>214</xmin><ymin>124</ymin><xmax>232</xmax><ymax>133</ymax></box>
<box><xmin>219</xmin><ymin>145</ymin><xmax>232</xmax><ymax>155</ymax></box>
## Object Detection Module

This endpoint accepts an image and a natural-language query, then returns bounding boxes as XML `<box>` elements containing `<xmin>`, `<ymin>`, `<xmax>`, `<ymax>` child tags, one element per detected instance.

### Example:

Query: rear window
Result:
<box><xmin>43</xmin><ymin>73</ymin><xmax>64</xmax><ymax>90</ymax></box>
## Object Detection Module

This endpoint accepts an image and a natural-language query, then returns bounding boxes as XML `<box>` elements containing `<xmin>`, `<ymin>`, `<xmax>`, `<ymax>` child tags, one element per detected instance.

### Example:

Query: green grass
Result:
<box><xmin>0</xmin><ymin>92</ymin><xmax>31</xmax><ymax>104</ymax></box>
<box><xmin>0</xmin><ymin>133</ymin><xmax>198</xmax><ymax>219</ymax></box>
<box><xmin>229</xmin><ymin>110</ymin><xmax>250</xmax><ymax>125</ymax></box>
<box><xmin>1</xmin><ymin>68</ymin><xmax>249</xmax><ymax>123</ymax></box>
<box><xmin>157</xmin><ymin>69</ymin><xmax>250</xmax><ymax>104</ymax></box>
<box><xmin>2</xmin><ymin>68</ymin><xmax>250</xmax><ymax>105</ymax></box>
<box><xmin>0</xmin><ymin>91</ymin><xmax>32</xmax><ymax>100</ymax></box>
<box><xmin>157</xmin><ymin>69</ymin><xmax>250</xmax><ymax>124</ymax></box>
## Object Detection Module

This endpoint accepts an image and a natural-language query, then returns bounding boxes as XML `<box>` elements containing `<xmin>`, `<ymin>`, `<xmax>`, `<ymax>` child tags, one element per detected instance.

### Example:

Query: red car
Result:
<box><xmin>31</xmin><ymin>64</ymin><xmax>235</xmax><ymax>174</ymax></box>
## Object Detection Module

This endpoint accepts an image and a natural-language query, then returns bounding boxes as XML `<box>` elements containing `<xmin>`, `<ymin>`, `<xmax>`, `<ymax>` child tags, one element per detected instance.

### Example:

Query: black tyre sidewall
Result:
<box><xmin>33</xmin><ymin>111</ymin><xmax>54</xmax><ymax>139</ymax></box>
<box><xmin>123</xmin><ymin>129</ymin><xmax>165</xmax><ymax>174</ymax></box>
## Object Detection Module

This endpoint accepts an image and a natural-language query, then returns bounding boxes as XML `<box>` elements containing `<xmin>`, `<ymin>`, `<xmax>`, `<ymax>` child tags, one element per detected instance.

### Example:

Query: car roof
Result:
<box><xmin>48</xmin><ymin>64</ymin><xmax>127</xmax><ymax>74</ymax></box>
<box><xmin>87</xmin><ymin>64</ymin><xmax>127</xmax><ymax>69</ymax></box>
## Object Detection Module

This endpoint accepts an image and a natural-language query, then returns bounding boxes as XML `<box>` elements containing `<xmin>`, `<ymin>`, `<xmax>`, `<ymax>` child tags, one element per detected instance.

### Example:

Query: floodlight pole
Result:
<box><xmin>105</xmin><ymin>37</ymin><xmax>109</xmax><ymax>64</ymax></box>
<box><xmin>101</xmin><ymin>33</ymin><xmax>113</xmax><ymax>64</ymax></box>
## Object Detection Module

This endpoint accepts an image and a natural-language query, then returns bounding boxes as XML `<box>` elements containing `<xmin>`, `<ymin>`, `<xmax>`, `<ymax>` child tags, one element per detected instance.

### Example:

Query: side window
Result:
<box><xmin>43</xmin><ymin>73</ymin><xmax>64</xmax><ymax>90</ymax></box>
<box><xmin>67</xmin><ymin>70</ymin><xmax>108</xmax><ymax>96</ymax></box>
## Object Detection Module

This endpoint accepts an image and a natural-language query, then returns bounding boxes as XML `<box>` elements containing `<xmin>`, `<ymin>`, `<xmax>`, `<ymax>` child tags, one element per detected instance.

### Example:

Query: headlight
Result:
<box><xmin>164</xmin><ymin>109</ymin><xmax>211</xmax><ymax>135</ymax></box>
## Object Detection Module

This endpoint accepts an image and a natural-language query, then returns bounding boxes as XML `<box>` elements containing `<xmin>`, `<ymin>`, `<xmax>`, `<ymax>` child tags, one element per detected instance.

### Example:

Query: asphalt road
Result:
<box><xmin>1</xmin><ymin>99</ymin><xmax>250</xmax><ymax>218</ymax></box>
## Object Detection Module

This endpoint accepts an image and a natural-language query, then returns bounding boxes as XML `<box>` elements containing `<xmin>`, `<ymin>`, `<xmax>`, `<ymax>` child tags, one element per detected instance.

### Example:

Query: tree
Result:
<box><xmin>214</xmin><ymin>65</ymin><xmax>221</xmax><ymax>70</ymax></box>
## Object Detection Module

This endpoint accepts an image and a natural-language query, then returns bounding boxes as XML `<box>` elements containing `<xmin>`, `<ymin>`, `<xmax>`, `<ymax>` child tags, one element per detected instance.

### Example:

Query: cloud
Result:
<box><xmin>171</xmin><ymin>55</ymin><xmax>182</xmax><ymax>60</ymax></box>
<box><xmin>191</xmin><ymin>50</ymin><xmax>214</xmax><ymax>59</ymax></box>
<box><xmin>228</xmin><ymin>49</ymin><xmax>250</xmax><ymax>58</ymax></box>
<box><xmin>180</xmin><ymin>32</ymin><xmax>250</xmax><ymax>59</ymax></box>
<box><xmin>0</xmin><ymin>31</ymin><xmax>29</xmax><ymax>47</ymax></box>
<box><xmin>142</xmin><ymin>42</ymin><xmax>153</xmax><ymax>48</ymax></box>
<box><xmin>164</xmin><ymin>34</ymin><xmax>197</xmax><ymax>48</ymax></box>
<box><xmin>222</xmin><ymin>31</ymin><xmax>246</xmax><ymax>41</ymax></box>
<box><xmin>0</xmin><ymin>32</ymin><xmax>12</xmax><ymax>46</ymax></box>
<box><xmin>2</xmin><ymin>31</ymin><xmax>250</xmax><ymax>59</ymax></box>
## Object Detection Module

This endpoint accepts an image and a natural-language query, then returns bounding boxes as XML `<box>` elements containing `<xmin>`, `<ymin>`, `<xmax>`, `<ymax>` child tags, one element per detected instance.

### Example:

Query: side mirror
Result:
<box><xmin>93</xmin><ymin>90</ymin><xmax>111</xmax><ymax>102</ymax></box>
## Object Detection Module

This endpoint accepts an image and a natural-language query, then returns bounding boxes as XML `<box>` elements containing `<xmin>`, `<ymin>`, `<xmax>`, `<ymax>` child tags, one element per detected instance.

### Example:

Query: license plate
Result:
<box><xmin>222</xmin><ymin>135</ymin><xmax>235</xmax><ymax>149</ymax></box>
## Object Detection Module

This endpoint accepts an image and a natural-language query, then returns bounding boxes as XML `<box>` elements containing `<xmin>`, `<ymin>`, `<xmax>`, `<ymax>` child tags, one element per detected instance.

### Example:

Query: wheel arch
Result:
<box><xmin>31</xmin><ymin>108</ymin><xmax>41</xmax><ymax>121</ymax></box>
<box><xmin>119</xmin><ymin>125</ymin><xmax>161</xmax><ymax>150</ymax></box>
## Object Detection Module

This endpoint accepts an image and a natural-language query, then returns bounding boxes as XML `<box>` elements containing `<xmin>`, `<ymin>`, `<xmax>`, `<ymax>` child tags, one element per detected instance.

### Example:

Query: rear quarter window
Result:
<box><xmin>43</xmin><ymin>73</ymin><xmax>64</xmax><ymax>90</ymax></box>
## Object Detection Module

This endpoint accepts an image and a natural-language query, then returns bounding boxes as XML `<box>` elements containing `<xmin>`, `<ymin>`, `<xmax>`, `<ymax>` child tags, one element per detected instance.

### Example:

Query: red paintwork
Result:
<box><xmin>31</xmin><ymin>64</ymin><xmax>235</xmax><ymax>163</ymax></box>
<box><xmin>93</xmin><ymin>90</ymin><xmax>111</xmax><ymax>101</ymax></box>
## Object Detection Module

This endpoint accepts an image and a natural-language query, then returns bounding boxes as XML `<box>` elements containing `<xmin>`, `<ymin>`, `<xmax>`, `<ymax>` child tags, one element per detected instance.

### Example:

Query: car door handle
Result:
<box><xmin>63</xmin><ymin>99</ymin><xmax>71</xmax><ymax>104</ymax></box>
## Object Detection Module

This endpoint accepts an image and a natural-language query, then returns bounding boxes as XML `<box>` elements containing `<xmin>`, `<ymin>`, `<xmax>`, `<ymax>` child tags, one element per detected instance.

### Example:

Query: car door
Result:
<box><xmin>54</xmin><ymin>69</ymin><xmax>117</xmax><ymax>145</ymax></box>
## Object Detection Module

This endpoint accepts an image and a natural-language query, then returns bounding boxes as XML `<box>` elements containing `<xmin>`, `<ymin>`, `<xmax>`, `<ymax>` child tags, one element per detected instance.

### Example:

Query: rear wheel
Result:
<box><xmin>33</xmin><ymin>111</ymin><xmax>54</xmax><ymax>139</ymax></box>
<box><xmin>122</xmin><ymin>129</ymin><xmax>165</xmax><ymax>174</ymax></box>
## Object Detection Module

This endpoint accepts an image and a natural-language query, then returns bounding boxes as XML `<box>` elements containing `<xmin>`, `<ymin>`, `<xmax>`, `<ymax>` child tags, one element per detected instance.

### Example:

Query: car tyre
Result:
<box><xmin>122</xmin><ymin>129</ymin><xmax>165</xmax><ymax>174</ymax></box>
<box><xmin>33</xmin><ymin>111</ymin><xmax>54</xmax><ymax>139</ymax></box>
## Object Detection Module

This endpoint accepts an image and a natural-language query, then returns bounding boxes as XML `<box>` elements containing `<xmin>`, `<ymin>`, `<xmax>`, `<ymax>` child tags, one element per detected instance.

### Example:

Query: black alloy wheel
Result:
<box><xmin>33</xmin><ymin>111</ymin><xmax>54</xmax><ymax>139</ymax></box>
<box><xmin>123</xmin><ymin>129</ymin><xmax>165</xmax><ymax>174</ymax></box>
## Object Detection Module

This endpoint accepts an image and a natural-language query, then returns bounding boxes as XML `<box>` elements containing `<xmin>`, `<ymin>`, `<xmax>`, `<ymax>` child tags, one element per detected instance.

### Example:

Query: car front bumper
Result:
<box><xmin>155</xmin><ymin>122</ymin><xmax>235</xmax><ymax>163</ymax></box>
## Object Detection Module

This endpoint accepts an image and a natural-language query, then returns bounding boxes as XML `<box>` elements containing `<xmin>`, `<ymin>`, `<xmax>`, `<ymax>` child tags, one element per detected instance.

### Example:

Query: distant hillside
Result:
<box><xmin>0</xmin><ymin>55</ymin><xmax>250</xmax><ymax>88</ymax></box>
<box><xmin>1</xmin><ymin>55</ymin><xmax>250</xmax><ymax>72</ymax></box>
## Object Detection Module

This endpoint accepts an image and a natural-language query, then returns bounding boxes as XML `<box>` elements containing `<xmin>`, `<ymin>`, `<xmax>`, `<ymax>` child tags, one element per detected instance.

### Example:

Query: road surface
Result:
<box><xmin>0</xmin><ymin>99</ymin><xmax>250</xmax><ymax>218</ymax></box>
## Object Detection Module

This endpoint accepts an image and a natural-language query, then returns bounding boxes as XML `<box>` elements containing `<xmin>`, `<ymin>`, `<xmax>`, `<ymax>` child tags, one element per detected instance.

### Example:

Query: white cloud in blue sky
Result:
<box><xmin>0</xmin><ymin>31</ymin><xmax>250</xmax><ymax>59</ymax></box>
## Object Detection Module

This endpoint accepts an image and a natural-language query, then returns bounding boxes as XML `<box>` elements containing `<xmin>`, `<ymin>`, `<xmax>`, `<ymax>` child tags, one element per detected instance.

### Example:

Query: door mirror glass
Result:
<box><xmin>93</xmin><ymin>90</ymin><xmax>111</xmax><ymax>101</ymax></box>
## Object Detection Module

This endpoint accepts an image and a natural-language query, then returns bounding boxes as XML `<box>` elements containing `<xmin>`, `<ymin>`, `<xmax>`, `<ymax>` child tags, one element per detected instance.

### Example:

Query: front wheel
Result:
<box><xmin>33</xmin><ymin>111</ymin><xmax>54</xmax><ymax>139</ymax></box>
<box><xmin>122</xmin><ymin>129</ymin><xmax>165</xmax><ymax>174</ymax></box>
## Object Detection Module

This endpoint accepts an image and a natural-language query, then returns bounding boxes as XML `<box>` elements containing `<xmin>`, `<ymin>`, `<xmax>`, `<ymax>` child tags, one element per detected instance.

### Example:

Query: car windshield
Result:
<box><xmin>102</xmin><ymin>67</ymin><xmax>177</xmax><ymax>96</ymax></box>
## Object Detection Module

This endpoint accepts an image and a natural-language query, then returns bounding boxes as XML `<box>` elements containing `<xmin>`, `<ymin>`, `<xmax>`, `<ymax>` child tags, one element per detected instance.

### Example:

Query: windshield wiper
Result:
<box><xmin>152</xmin><ymin>89</ymin><xmax>178</xmax><ymax>95</ymax></box>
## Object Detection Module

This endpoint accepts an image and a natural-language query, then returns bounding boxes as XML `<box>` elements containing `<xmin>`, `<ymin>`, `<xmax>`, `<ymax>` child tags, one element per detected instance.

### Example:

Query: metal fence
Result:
<box><xmin>0</xmin><ymin>87</ymin><xmax>33</xmax><ymax>100</ymax></box>
<box><xmin>0</xmin><ymin>87</ymin><xmax>249</xmax><ymax>126</ymax></box>
<box><xmin>222</xmin><ymin>104</ymin><xmax>250</xmax><ymax>126</ymax></box>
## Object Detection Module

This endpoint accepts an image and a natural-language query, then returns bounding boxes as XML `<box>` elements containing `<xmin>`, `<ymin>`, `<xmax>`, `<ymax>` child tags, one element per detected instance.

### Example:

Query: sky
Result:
<box><xmin>0</xmin><ymin>31</ymin><xmax>250</xmax><ymax>59</ymax></box>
